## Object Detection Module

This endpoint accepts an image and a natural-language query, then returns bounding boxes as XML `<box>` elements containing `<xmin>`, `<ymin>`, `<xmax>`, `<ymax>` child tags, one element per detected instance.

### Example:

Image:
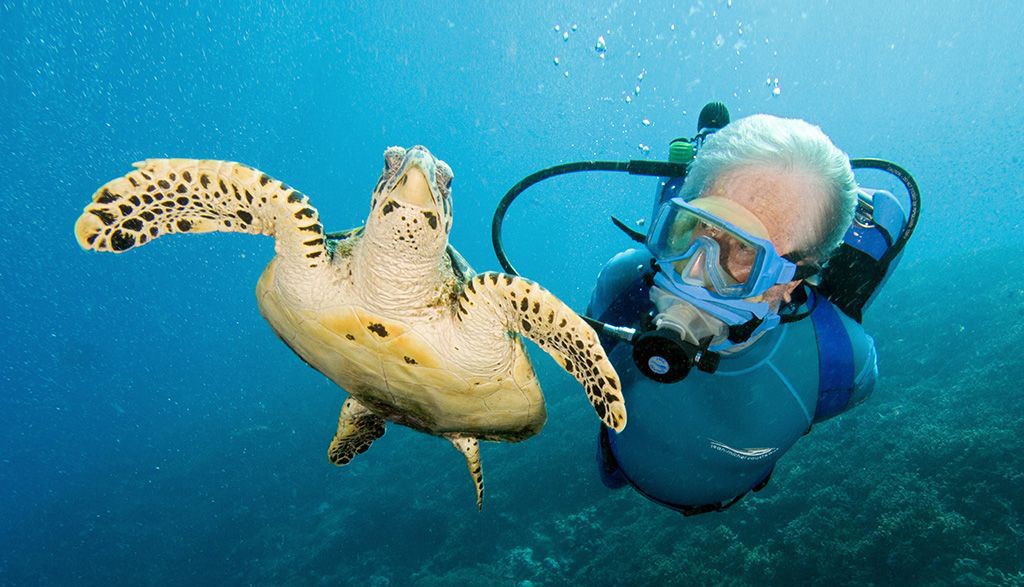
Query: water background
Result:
<box><xmin>2</xmin><ymin>1</ymin><xmax>1022</xmax><ymax>585</ymax></box>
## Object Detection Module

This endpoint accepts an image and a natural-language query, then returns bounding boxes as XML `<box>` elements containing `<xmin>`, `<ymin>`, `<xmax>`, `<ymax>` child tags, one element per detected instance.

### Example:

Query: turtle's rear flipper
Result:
<box><xmin>446</xmin><ymin>435</ymin><xmax>484</xmax><ymax>511</ymax></box>
<box><xmin>327</xmin><ymin>397</ymin><xmax>386</xmax><ymax>466</ymax></box>
<box><xmin>457</xmin><ymin>272</ymin><xmax>627</xmax><ymax>432</ymax></box>
<box><xmin>75</xmin><ymin>159</ymin><xmax>327</xmax><ymax>268</ymax></box>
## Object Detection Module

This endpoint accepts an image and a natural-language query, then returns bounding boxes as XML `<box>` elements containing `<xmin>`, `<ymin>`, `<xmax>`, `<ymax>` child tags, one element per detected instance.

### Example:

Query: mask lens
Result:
<box><xmin>648</xmin><ymin>199</ymin><xmax>774</xmax><ymax>298</ymax></box>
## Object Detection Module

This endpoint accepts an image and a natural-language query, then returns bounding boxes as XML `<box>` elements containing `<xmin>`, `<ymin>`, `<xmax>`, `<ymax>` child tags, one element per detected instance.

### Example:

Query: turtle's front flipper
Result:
<box><xmin>457</xmin><ymin>273</ymin><xmax>627</xmax><ymax>432</ymax></box>
<box><xmin>328</xmin><ymin>397</ymin><xmax>387</xmax><ymax>466</ymax></box>
<box><xmin>446</xmin><ymin>435</ymin><xmax>484</xmax><ymax>511</ymax></box>
<box><xmin>74</xmin><ymin>159</ymin><xmax>327</xmax><ymax>268</ymax></box>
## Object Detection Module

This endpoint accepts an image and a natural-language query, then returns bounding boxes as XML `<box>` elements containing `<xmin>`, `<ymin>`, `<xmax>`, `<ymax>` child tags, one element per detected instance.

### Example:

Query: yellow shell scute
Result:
<box><xmin>320</xmin><ymin>307</ymin><xmax>383</xmax><ymax>349</ymax></box>
<box><xmin>380</xmin><ymin>330</ymin><xmax>445</xmax><ymax>370</ymax></box>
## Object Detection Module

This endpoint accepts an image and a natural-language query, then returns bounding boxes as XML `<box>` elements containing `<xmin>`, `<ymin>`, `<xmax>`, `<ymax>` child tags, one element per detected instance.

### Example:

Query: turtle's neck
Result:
<box><xmin>351</xmin><ymin>231</ymin><xmax>449</xmax><ymax>315</ymax></box>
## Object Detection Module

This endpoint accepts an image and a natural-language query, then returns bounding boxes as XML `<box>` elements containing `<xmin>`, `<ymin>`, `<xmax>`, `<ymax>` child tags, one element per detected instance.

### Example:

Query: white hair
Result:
<box><xmin>681</xmin><ymin>114</ymin><xmax>858</xmax><ymax>263</ymax></box>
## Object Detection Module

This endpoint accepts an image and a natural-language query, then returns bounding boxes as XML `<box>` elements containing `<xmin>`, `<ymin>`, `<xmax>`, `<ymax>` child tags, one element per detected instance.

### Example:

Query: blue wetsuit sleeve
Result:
<box><xmin>849</xmin><ymin>335</ymin><xmax>878</xmax><ymax>406</ymax></box>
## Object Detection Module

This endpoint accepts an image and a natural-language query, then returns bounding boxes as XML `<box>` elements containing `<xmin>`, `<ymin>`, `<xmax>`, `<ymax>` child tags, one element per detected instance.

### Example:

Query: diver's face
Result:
<box><xmin>698</xmin><ymin>164</ymin><xmax>826</xmax><ymax>305</ymax></box>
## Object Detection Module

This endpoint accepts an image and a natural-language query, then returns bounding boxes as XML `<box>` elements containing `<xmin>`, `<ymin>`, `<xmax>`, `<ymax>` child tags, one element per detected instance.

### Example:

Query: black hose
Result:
<box><xmin>491</xmin><ymin>159</ymin><xmax>687</xmax><ymax>276</ymax></box>
<box><xmin>850</xmin><ymin>158</ymin><xmax>921</xmax><ymax>267</ymax></box>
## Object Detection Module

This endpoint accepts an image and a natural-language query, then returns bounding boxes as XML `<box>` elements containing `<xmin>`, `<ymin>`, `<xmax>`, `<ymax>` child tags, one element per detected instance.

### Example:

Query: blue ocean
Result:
<box><xmin>3</xmin><ymin>1</ymin><xmax>1022</xmax><ymax>585</ymax></box>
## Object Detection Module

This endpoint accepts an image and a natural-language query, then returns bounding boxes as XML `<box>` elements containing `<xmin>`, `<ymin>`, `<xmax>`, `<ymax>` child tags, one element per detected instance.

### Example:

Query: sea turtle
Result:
<box><xmin>73</xmin><ymin>145</ymin><xmax>626</xmax><ymax>509</ymax></box>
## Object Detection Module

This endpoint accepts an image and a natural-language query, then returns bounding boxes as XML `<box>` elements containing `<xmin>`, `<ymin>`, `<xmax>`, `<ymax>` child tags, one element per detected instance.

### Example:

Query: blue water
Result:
<box><xmin>2</xmin><ymin>1</ymin><xmax>1023</xmax><ymax>585</ymax></box>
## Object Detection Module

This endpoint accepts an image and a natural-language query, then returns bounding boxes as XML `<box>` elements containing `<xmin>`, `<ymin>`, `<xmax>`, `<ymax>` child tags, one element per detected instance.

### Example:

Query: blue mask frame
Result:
<box><xmin>646</xmin><ymin>197</ymin><xmax>804</xmax><ymax>299</ymax></box>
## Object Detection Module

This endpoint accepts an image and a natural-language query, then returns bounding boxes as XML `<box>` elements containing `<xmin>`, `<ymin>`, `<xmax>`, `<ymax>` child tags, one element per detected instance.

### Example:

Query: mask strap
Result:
<box><xmin>783</xmin><ymin>253</ymin><xmax>820</xmax><ymax>281</ymax></box>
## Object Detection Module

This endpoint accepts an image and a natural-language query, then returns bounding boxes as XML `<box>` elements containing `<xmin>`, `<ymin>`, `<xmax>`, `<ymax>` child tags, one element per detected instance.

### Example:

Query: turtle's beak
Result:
<box><xmin>388</xmin><ymin>165</ymin><xmax>436</xmax><ymax>210</ymax></box>
<box><xmin>385</xmin><ymin>146</ymin><xmax>441</xmax><ymax>212</ymax></box>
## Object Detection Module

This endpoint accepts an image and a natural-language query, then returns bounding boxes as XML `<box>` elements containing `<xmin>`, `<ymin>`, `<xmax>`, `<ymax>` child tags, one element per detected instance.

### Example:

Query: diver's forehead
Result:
<box><xmin>703</xmin><ymin>165</ymin><xmax>824</xmax><ymax>253</ymax></box>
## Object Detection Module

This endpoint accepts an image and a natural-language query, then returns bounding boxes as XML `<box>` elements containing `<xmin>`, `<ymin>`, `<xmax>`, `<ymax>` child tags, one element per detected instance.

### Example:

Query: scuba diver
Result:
<box><xmin>492</xmin><ymin>102</ymin><xmax>919</xmax><ymax>515</ymax></box>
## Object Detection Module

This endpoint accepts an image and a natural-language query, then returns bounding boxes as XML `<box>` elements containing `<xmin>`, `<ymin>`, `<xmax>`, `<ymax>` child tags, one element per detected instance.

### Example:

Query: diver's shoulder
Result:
<box><xmin>601</xmin><ymin>248</ymin><xmax>654</xmax><ymax>276</ymax></box>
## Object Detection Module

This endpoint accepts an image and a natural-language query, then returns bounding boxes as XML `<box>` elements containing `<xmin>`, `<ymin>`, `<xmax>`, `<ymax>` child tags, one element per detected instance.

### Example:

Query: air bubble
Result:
<box><xmin>563</xmin><ymin>31</ymin><xmax>570</xmax><ymax>41</ymax></box>
<box><xmin>553</xmin><ymin>57</ymin><xmax>560</xmax><ymax>65</ymax></box>
<box><xmin>641</xmin><ymin>118</ymin><xmax>652</xmax><ymax>126</ymax></box>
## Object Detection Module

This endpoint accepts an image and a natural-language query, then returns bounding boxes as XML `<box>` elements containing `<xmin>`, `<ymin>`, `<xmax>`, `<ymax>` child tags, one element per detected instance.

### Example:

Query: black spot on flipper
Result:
<box><xmin>97</xmin><ymin>189</ymin><xmax>119</xmax><ymax>204</ymax></box>
<box><xmin>303</xmin><ymin>238</ymin><xmax>323</xmax><ymax>246</ymax></box>
<box><xmin>117</xmin><ymin>204</ymin><xmax>133</xmax><ymax>215</ymax></box>
<box><xmin>490</xmin><ymin>273</ymin><xmax>499</xmax><ymax>285</ymax></box>
<box><xmin>504</xmin><ymin>275</ymin><xmax>513</xmax><ymax>286</ymax></box>
<box><xmin>200</xmin><ymin>174</ymin><xmax>210</xmax><ymax>188</ymax></box>
<box><xmin>85</xmin><ymin>233</ymin><xmax>98</xmax><ymax>245</ymax></box>
<box><xmin>259</xmin><ymin>174</ymin><xmax>269</xmax><ymax>186</ymax></box>
<box><xmin>306</xmin><ymin>250</ymin><xmax>322</xmax><ymax>258</ymax></box>
<box><xmin>519</xmin><ymin>298</ymin><xmax>529</xmax><ymax>312</ymax></box>
<box><xmin>521</xmin><ymin>319</ymin><xmax>532</xmax><ymax>332</ymax></box>
<box><xmin>182</xmin><ymin>171</ymin><xmax>192</xmax><ymax>183</ymax></box>
<box><xmin>175</xmin><ymin>196</ymin><xmax>189</xmax><ymax>206</ymax></box>
<box><xmin>345</xmin><ymin>334</ymin><xmax>355</xmax><ymax>341</ymax></box>
<box><xmin>168</xmin><ymin>173</ymin><xmax>176</xmax><ymax>181</ymax></box>
<box><xmin>89</xmin><ymin>208</ymin><xmax>116</xmax><ymax>226</ymax></box>
<box><xmin>547</xmin><ymin>311</ymin><xmax>554</xmax><ymax>324</ymax></box>
<box><xmin>380</xmin><ymin>200</ymin><xmax>397</xmax><ymax>215</ymax></box>
<box><xmin>109</xmin><ymin>230</ymin><xmax>135</xmax><ymax>251</ymax></box>
<box><xmin>245</xmin><ymin>190</ymin><xmax>253</xmax><ymax>204</ymax></box>
<box><xmin>219</xmin><ymin>179</ymin><xmax>228</xmax><ymax>193</ymax></box>
<box><xmin>298</xmin><ymin>224</ymin><xmax>322</xmax><ymax>233</ymax></box>
<box><xmin>122</xmin><ymin>218</ymin><xmax>143</xmax><ymax>232</ymax></box>
<box><xmin>575</xmin><ymin>339</ymin><xmax>584</xmax><ymax>349</ymax></box>
<box><xmin>176</xmin><ymin>219</ymin><xmax>192</xmax><ymax>232</ymax></box>
<box><xmin>236</xmin><ymin>210</ymin><xmax>253</xmax><ymax>224</ymax></box>
<box><xmin>287</xmin><ymin>191</ymin><xmax>303</xmax><ymax>203</ymax></box>
<box><xmin>367</xmin><ymin>323</ymin><xmax>389</xmax><ymax>337</ymax></box>
<box><xmin>128</xmin><ymin>177</ymin><xmax>138</xmax><ymax>187</ymax></box>
<box><xmin>467</xmin><ymin>280</ymin><xmax>476</xmax><ymax>293</ymax></box>
<box><xmin>176</xmin><ymin>184</ymin><xmax>188</xmax><ymax>193</ymax></box>
<box><xmin>294</xmin><ymin>207</ymin><xmax>316</xmax><ymax>220</ymax></box>
<box><xmin>157</xmin><ymin>179</ymin><xmax>170</xmax><ymax>189</ymax></box>
<box><xmin>559</xmin><ymin>318</ymin><xmax>567</xmax><ymax>328</ymax></box>
<box><xmin>532</xmin><ymin>302</ymin><xmax>540</xmax><ymax>314</ymax></box>
<box><xmin>142</xmin><ymin>195</ymin><xmax>152</xmax><ymax>204</ymax></box>
<box><xmin>403</xmin><ymin>356</ymin><xmax>418</xmax><ymax>365</ymax></box>
<box><xmin>149</xmin><ymin>227</ymin><xmax>159</xmax><ymax>236</ymax></box>
<box><xmin>422</xmin><ymin>211</ymin><xmax>437</xmax><ymax>229</ymax></box>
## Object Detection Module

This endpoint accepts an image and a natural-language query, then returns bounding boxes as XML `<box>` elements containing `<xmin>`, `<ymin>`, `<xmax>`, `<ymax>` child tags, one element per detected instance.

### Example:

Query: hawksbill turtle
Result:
<box><xmin>73</xmin><ymin>145</ymin><xmax>626</xmax><ymax>509</ymax></box>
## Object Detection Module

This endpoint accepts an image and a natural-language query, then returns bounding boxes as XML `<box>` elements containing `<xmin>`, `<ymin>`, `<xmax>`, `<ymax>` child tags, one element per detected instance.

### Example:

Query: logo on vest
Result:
<box><xmin>708</xmin><ymin>439</ymin><xmax>778</xmax><ymax>461</ymax></box>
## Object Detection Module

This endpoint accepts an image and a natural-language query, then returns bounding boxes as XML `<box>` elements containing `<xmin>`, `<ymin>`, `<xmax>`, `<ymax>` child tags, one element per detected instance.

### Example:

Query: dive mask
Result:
<box><xmin>646</xmin><ymin>196</ymin><xmax>816</xmax><ymax>299</ymax></box>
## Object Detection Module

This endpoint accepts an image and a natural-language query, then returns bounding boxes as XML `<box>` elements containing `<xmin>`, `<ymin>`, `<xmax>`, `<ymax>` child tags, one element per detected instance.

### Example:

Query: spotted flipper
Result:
<box><xmin>447</xmin><ymin>435</ymin><xmax>484</xmax><ymax>511</ymax></box>
<box><xmin>74</xmin><ymin>159</ymin><xmax>327</xmax><ymax>268</ymax></box>
<box><xmin>327</xmin><ymin>397</ymin><xmax>387</xmax><ymax>466</ymax></box>
<box><xmin>457</xmin><ymin>272</ymin><xmax>626</xmax><ymax>432</ymax></box>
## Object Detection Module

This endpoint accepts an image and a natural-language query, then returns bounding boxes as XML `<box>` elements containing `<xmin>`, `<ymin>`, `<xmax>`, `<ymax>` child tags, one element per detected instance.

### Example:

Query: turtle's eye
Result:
<box><xmin>443</xmin><ymin>175</ymin><xmax>453</xmax><ymax>190</ymax></box>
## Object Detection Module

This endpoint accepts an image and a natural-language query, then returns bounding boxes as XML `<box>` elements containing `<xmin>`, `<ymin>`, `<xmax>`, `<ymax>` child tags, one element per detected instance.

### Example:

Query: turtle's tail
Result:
<box><xmin>74</xmin><ymin>159</ymin><xmax>327</xmax><ymax>268</ymax></box>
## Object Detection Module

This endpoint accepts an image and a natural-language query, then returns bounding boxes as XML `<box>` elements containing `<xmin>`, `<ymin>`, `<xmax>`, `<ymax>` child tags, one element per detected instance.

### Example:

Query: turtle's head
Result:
<box><xmin>364</xmin><ymin>145</ymin><xmax>453</xmax><ymax>258</ymax></box>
